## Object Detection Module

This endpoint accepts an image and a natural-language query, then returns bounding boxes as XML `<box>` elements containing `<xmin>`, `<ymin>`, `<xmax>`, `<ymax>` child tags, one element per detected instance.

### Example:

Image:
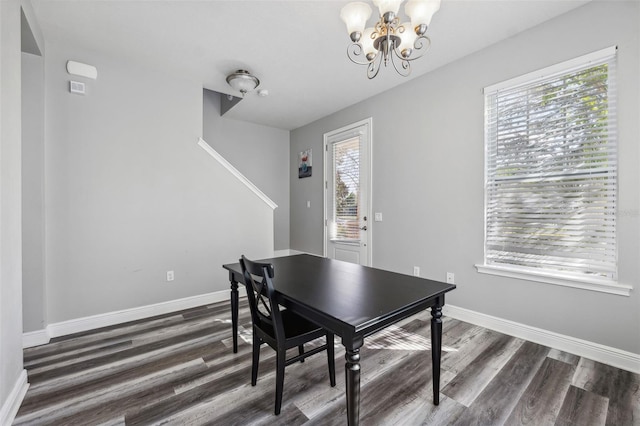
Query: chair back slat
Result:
<box><xmin>240</xmin><ymin>256</ymin><xmax>284</xmax><ymax>340</ymax></box>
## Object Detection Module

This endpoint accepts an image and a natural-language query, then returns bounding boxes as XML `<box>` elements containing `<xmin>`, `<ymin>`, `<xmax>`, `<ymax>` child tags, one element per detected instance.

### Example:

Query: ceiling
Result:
<box><xmin>31</xmin><ymin>0</ymin><xmax>592</xmax><ymax>130</ymax></box>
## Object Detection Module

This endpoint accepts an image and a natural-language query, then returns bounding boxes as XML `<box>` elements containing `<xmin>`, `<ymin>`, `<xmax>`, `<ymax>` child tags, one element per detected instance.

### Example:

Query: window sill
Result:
<box><xmin>474</xmin><ymin>264</ymin><xmax>632</xmax><ymax>297</ymax></box>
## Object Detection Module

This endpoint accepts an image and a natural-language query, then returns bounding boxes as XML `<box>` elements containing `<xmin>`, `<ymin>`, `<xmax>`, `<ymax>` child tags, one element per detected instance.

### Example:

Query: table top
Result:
<box><xmin>224</xmin><ymin>254</ymin><xmax>456</xmax><ymax>341</ymax></box>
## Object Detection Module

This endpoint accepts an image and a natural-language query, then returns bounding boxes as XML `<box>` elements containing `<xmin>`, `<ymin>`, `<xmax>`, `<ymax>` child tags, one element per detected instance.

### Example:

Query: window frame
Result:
<box><xmin>475</xmin><ymin>46</ymin><xmax>631</xmax><ymax>296</ymax></box>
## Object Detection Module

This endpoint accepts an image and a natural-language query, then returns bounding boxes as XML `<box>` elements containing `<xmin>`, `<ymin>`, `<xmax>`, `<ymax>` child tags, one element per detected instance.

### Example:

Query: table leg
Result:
<box><xmin>345</xmin><ymin>347</ymin><xmax>361</xmax><ymax>426</ymax></box>
<box><xmin>430</xmin><ymin>304</ymin><xmax>443</xmax><ymax>405</ymax></box>
<box><xmin>230</xmin><ymin>278</ymin><xmax>239</xmax><ymax>353</ymax></box>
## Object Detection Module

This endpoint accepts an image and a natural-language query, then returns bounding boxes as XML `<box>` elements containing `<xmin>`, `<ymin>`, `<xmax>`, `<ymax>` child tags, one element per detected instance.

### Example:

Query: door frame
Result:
<box><xmin>323</xmin><ymin>117</ymin><xmax>373</xmax><ymax>266</ymax></box>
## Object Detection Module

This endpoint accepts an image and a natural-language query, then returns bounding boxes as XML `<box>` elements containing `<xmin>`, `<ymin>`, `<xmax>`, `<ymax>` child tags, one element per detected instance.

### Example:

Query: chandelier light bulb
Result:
<box><xmin>341</xmin><ymin>2</ymin><xmax>373</xmax><ymax>42</ymax></box>
<box><xmin>405</xmin><ymin>0</ymin><xmax>441</xmax><ymax>33</ymax></box>
<box><xmin>361</xmin><ymin>27</ymin><xmax>378</xmax><ymax>60</ymax></box>
<box><xmin>372</xmin><ymin>0</ymin><xmax>403</xmax><ymax>16</ymax></box>
<box><xmin>398</xmin><ymin>22</ymin><xmax>417</xmax><ymax>58</ymax></box>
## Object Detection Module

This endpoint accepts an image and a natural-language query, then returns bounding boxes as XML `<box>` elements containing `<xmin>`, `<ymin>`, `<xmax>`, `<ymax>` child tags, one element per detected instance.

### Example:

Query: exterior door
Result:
<box><xmin>324</xmin><ymin>118</ymin><xmax>371</xmax><ymax>266</ymax></box>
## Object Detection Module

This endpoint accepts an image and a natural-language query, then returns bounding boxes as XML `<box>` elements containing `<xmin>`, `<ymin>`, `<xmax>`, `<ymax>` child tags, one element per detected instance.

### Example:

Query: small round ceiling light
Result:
<box><xmin>226</xmin><ymin>69</ymin><xmax>260</xmax><ymax>97</ymax></box>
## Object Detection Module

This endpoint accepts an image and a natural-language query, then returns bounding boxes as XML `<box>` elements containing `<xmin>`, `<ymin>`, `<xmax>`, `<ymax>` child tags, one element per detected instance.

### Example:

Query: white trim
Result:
<box><xmin>443</xmin><ymin>304</ymin><xmax>640</xmax><ymax>374</ymax></box>
<box><xmin>484</xmin><ymin>45</ymin><xmax>617</xmax><ymax>93</ymax></box>
<box><xmin>273</xmin><ymin>249</ymin><xmax>316</xmax><ymax>258</ymax></box>
<box><xmin>475</xmin><ymin>264</ymin><xmax>632</xmax><ymax>297</ymax></box>
<box><xmin>197</xmin><ymin>137</ymin><xmax>277</xmax><ymax>210</ymax></box>
<box><xmin>273</xmin><ymin>249</ymin><xmax>306</xmax><ymax>257</ymax></box>
<box><xmin>322</xmin><ymin>140</ymin><xmax>329</xmax><ymax>257</ymax></box>
<box><xmin>23</xmin><ymin>329</ymin><xmax>50</xmax><ymax>349</ymax></box>
<box><xmin>45</xmin><ymin>290</ymin><xmax>229</xmax><ymax>339</ymax></box>
<box><xmin>0</xmin><ymin>370</ymin><xmax>29</xmax><ymax>426</ymax></box>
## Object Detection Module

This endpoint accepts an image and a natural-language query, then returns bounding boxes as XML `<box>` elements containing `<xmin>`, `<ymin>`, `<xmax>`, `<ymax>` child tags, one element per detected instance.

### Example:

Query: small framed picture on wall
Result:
<box><xmin>298</xmin><ymin>149</ymin><xmax>312</xmax><ymax>178</ymax></box>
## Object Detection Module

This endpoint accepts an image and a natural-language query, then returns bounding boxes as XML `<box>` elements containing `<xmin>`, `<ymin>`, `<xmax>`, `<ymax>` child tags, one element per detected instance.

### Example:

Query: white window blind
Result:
<box><xmin>483</xmin><ymin>47</ymin><xmax>617</xmax><ymax>281</ymax></box>
<box><xmin>332</xmin><ymin>137</ymin><xmax>361</xmax><ymax>240</ymax></box>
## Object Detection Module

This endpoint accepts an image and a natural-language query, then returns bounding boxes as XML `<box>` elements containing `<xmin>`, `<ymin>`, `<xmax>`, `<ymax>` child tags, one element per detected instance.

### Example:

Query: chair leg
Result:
<box><xmin>275</xmin><ymin>349</ymin><xmax>286</xmax><ymax>415</ymax></box>
<box><xmin>251</xmin><ymin>334</ymin><xmax>260</xmax><ymax>386</ymax></box>
<box><xmin>298</xmin><ymin>344</ymin><xmax>305</xmax><ymax>363</ymax></box>
<box><xmin>327</xmin><ymin>333</ymin><xmax>336</xmax><ymax>387</ymax></box>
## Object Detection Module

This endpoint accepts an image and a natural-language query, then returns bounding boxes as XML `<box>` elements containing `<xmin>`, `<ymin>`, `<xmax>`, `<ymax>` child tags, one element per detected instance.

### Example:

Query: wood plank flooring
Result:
<box><xmin>15</xmin><ymin>300</ymin><xmax>639</xmax><ymax>425</ymax></box>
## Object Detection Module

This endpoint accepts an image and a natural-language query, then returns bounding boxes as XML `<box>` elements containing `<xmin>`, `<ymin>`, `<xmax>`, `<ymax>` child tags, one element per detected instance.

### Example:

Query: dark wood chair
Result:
<box><xmin>239</xmin><ymin>255</ymin><xmax>336</xmax><ymax>415</ymax></box>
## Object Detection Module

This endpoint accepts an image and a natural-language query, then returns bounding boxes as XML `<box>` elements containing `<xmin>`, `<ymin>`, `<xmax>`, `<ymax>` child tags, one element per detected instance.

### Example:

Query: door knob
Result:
<box><xmin>360</xmin><ymin>225</ymin><xmax>367</xmax><ymax>231</ymax></box>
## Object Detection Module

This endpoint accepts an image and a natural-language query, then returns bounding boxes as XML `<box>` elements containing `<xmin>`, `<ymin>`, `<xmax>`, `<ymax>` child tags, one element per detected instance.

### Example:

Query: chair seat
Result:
<box><xmin>255</xmin><ymin>309</ymin><xmax>327</xmax><ymax>351</ymax></box>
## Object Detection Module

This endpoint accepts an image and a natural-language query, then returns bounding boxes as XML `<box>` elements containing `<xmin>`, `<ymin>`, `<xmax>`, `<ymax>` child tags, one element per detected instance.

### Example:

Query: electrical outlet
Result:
<box><xmin>446</xmin><ymin>272</ymin><xmax>455</xmax><ymax>284</ymax></box>
<box><xmin>167</xmin><ymin>270</ymin><xmax>175</xmax><ymax>282</ymax></box>
<box><xmin>374</xmin><ymin>212</ymin><xmax>383</xmax><ymax>222</ymax></box>
<box><xmin>413</xmin><ymin>266</ymin><xmax>420</xmax><ymax>276</ymax></box>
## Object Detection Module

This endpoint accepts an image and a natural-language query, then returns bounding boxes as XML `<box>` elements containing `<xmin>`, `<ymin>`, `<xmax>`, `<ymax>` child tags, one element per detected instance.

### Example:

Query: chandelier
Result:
<box><xmin>340</xmin><ymin>0</ymin><xmax>441</xmax><ymax>79</ymax></box>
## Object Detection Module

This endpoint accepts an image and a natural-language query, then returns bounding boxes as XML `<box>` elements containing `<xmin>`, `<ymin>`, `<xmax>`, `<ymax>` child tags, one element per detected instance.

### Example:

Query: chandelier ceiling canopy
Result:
<box><xmin>340</xmin><ymin>0</ymin><xmax>441</xmax><ymax>79</ymax></box>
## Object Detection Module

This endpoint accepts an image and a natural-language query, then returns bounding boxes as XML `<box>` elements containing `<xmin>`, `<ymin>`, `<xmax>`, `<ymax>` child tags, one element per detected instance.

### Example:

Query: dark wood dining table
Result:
<box><xmin>223</xmin><ymin>254</ymin><xmax>456</xmax><ymax>425</ymax></box>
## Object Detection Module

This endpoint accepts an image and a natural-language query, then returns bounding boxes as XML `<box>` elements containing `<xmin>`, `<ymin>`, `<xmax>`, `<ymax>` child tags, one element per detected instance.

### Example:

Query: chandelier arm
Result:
<box><xmin>374</xmin><ymin>20</ymin><xmax>385</xmax><ymax>36</ymax></box>
<box><xmin>366</xmin><ymin>52</ymin><xmax>384</xmax><ymax>79</ymax></box>
<box><xmin>347</xmin><ymin>42</ymin><xmax>375</xmax><ymax>66</ymax></box>
<box><xmin>389</xmin><ymin>49</ymin><xmax>412</xmax><ymax>77</ymax></box>
<box><xmin>403</xmin><ymin>35</ymin><xmax>432</xmax><ymax>62</ymax></box>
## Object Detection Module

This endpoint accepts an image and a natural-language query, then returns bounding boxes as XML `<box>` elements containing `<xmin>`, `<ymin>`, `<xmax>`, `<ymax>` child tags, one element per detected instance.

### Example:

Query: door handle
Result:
<box><xmin>360</xmin><ymin>225</ymin><xmax>367</xmax><ymax>231</ymax></box>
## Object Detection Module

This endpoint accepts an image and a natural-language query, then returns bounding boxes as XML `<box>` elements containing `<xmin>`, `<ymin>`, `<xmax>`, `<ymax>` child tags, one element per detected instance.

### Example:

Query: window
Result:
<box><xmin>331</xmin><ymin>136</ymin><xmax>361</xmax><ymax>241</ymax></box>
<box><xmin>478</xmin><ymin>46</ymin><xmax>628</xmax><ymax>295</ymax></box>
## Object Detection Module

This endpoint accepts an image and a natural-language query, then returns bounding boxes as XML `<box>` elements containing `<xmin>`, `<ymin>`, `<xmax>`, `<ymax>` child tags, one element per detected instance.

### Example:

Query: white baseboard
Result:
<box><xmin>47</xmin><ymin>290</ymin><xmax>229</xmax><ymax>339</ymax></box>
<box><xmin>24</xmin><ymin>291</ymin><xmax>230</xmax><ymax>348</ymax></box>
<box><xmin>443</xmin><ymin>304</ymin><xmax>640</xmax><ymax>374</ymax></box>
<box><xmin>273</xmin><ymin>249</ymin><xmax>305</xmax><ymax>257</ymax></box>
<box><xmin>0</xmin><ymin>369</ymin><xmax>29</xmax><ymax>426</ymax></box>
<box><xmin>26</xmin><ymin>288</ymin><xmax>638</xmax><ymax>374</ymax></box>
<box><xmin>23</xmin><ymin>329</ymin><xmax>50</xmax><ymax>348</ymax></box>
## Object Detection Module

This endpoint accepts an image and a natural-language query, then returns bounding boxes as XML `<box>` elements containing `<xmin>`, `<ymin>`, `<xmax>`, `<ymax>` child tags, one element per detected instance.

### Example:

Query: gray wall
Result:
<box><xmin>203</xmin><ymin>90</ymin><xmax>290</xmax><ymax>251</ymax></box>
<box><xmin>42</xmin><ymin>40</ymin><xmax>274</xmax><ymax>324</ymax></box>
<box><xmin>22</xmin><ymin>51</ymin><xmax>45</xmax><ymax>332</ymax></box>
<box><xmin>1</xmin><ymin>0</ymin><xmax>25</xmax><ymax>414</ymax></box>
<box><xmin>290</xmin><ymin>1</ymin><xmax>640</xmax><ymax>354</ymax></box>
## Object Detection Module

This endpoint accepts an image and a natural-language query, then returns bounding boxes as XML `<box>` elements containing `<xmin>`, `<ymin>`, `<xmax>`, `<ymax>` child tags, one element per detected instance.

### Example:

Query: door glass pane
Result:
<box><xmin>333</xmin><ymin>137</ymin><xmax>360</xmax><ymax>240</ymax></box>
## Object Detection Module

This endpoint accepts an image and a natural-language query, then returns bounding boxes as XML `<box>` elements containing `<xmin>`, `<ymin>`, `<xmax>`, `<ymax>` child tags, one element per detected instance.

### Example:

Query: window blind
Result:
<box><xmin>484</xmin><ymin>48</ymin><xmax>617</xmax><ymax>280</ymax></box>
<box><xmin>332</xmin><ymin>137</ymin><xmax>361</xmax><ymax>240</ymax></box>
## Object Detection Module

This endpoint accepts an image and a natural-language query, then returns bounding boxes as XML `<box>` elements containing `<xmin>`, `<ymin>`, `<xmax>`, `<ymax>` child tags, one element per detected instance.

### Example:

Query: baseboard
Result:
<box><xmin>0</xmin><ymin>369</ymin><xmax>29</xmax><ymax>426</ymax></box>
<box><xmin>273</xmin><ymin>249</ymin><xmax>306</xmax><ymax>257</ymax></box>
<box><xmin>23</xmin><ymin>329</ymin><xmax>50</xmax><ymax>348</ymax></box>
<box><xmin>43</xmin><ymin>290</ymin><xmax>229</xmax><ymax>340</ymax></box>
<box><xmin>443</xmin><ymin>304</ymin><xmax>640</xmax><ymax>374</ymax></box>
<box><xmin>29</xmin><ymin>286</ymin><xmax>638</xmax><ymax>374</ymax></box>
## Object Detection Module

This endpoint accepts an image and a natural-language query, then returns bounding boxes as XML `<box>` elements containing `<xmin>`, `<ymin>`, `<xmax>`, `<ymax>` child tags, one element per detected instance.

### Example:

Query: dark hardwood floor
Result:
<box><xmin>15</xmin><ymin>300</ymin><xmax>639</xmax><ymax>425</ymax></box>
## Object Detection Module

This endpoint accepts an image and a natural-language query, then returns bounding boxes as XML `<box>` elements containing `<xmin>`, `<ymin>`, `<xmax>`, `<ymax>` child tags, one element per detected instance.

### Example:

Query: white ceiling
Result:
<box><xmin>31</xmin><ymin>0</ymin><xmax>592</xmax><ymax>130</ymax></box>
